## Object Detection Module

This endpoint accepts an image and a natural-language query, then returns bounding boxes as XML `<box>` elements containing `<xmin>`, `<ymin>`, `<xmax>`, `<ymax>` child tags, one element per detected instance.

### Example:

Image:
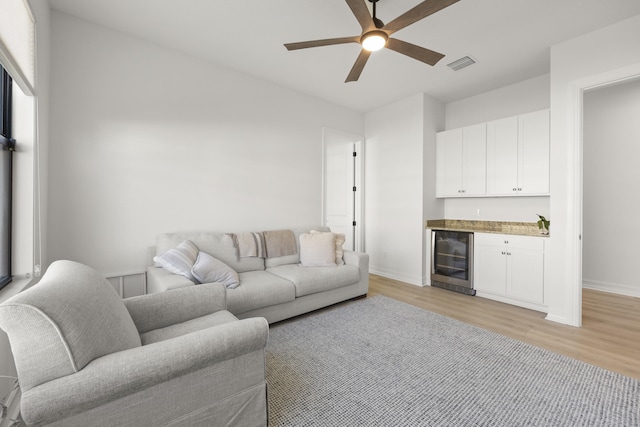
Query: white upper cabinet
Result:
<box><xmin>436</xmin><ymin>110</ymin><xmax>549</xmax><ymax>198</ymax></box>
<box><xmin>436</xmin><ymin>123</ymin><xmax>486</xmax><ymax>197</ymax></box>
<box><xmin>436</xmin><ymin>128</ymin><xmax>463</xmax><ymax>197</ymax></box>
<box><xmin>486</xmin><ymin>116</ymin><xmax>518</xmax><ymax>194</ymax></box>
<box><xmin>486</xmin><ymin>109</ymin><xmax>550</xmax><ymax>196</ymax></box>
<box><xmin>518</xmin><ymin>110</ymin><xmax>550</xmax><ymax>195</ymax></box>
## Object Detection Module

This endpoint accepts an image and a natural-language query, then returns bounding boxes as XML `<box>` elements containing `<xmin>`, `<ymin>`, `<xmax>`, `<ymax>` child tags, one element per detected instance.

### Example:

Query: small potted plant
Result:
<box><xmin>537</xmin><ymin>214</ymin><xmax>550</xmax><ymax>235</ymax></box>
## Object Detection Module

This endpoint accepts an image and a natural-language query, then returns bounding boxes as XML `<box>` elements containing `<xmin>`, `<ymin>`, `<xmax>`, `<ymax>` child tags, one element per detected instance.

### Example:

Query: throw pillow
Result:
<box><xmin>191</xmin><ymin>251</ymin><xmax>240</xmax><ymax>289</ymax></box>
<box><xmin>311</xmin><ymin>230</ymin><xmax>346</xmax><ymax>265</ymax></box>
<box><xmin>299</xmin><ymin>232</ymin><xmax>337</xmax><ymax>267</ymax></box>
<box><xmin>153</xmin><ymin>240</ymin><xmax>199</xmax><ymax>282</ymax></box>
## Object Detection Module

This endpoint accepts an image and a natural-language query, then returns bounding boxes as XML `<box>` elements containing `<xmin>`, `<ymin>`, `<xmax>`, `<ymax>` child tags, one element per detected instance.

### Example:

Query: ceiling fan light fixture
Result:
<box><xmin>361</xmin><ymin>30</ymin><xmax>388</xmax><ymax>52</ymax></box>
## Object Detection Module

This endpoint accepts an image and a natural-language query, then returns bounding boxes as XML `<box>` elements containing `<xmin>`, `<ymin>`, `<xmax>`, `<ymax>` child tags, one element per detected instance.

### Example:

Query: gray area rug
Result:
<box><xmin>266</xmin><ymin>296</ymin><xmax>639</xmax><ymax>426</ymax></box>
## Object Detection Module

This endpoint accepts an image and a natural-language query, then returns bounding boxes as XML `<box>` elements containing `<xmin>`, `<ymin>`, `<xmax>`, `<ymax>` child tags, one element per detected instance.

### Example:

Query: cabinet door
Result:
<box><xmin>518</xmin><ymin>110</ymin><xmax>550</xmax><ymax>195</ymax></box>
<box><xmin>474</xmin><ymin>242</ymin><xmax>507</xmax><ymax>295</ymax></box>
<box><xmin>436</xmin><ymin>129</ymin><xmax>463</xmax><ymax>197</ymax></box>
<box><xmin>508</xmin><ymin>247</ymin><xmax>544</xmax><ymax>303</ymax></box>
<box><xmin>506</xmin><ymin>237</ymin><xmax>544</xmax><ymax>304</ymax></box>
<box><xmin>462</xmin><ymin>124</ymin><xmax>487</xmax><ymax>196</ymax></box>
<box><xmin>486</xmin><ymin>116</ymin><xmax>518</xmax><ymax>195</ymax></box>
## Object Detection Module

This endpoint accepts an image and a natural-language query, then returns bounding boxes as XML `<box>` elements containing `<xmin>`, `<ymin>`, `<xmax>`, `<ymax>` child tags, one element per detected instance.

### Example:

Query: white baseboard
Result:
<box><xmin>582</xmin><ymin>279</ymin><xmax>640</xmax><ymax>298</ymax></box>
<box><xmin>369</xmin><ymin>266</ymin><xmax>423</xmax><ymax>287</ymax></box>
<box><xmin>545</xmin><ymin>312</ymin><xmax>572</xmax><ymax>325</ymax></box>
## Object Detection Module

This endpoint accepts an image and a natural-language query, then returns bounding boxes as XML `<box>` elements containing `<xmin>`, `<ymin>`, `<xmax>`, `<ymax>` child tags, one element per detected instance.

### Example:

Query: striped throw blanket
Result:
<box><xmin>228</xmin><ymin>232</ymin><xmax>266</xmax><ymax>258</ymax></box>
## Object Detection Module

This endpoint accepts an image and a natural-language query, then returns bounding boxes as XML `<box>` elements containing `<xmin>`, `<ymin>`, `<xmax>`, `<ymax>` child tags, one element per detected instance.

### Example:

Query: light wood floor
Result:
<box><xmin>368</xmin><ymin>274</ymin><xmax>640</xmax><ymax>380</ymax></box>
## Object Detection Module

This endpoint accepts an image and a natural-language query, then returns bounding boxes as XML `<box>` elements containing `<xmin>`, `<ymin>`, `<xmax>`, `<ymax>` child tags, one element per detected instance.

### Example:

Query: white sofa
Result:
<box><xmin>147</xmin><ymin>226</ymin><xmax>369</xmax><ymax>323</ymax></box>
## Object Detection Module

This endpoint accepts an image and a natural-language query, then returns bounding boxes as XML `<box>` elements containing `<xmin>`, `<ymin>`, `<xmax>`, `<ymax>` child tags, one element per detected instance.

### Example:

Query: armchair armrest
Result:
<box><xmin>23</xmin><ymin>317</ymin><xmax>269</xmax><ymax>425</ymax></box>
<box><xmin>124</xmin><ymin>283</ymin><xmax>227</xmax><ymax>334</ymax></box>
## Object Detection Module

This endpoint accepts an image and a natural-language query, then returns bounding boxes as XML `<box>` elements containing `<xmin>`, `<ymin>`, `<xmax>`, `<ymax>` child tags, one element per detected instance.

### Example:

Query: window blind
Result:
<box><xmin>0</xmin><ymin>0</ymin><xmax>35</xmax><ymax>95</ymax></box>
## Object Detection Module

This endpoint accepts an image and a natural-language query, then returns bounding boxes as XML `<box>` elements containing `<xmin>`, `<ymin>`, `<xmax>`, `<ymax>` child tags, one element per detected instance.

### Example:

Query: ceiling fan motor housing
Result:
<box><xmin>361</xmin><ymin>30</ymin><xmax>388</xmax><ymax>51</ymax></box>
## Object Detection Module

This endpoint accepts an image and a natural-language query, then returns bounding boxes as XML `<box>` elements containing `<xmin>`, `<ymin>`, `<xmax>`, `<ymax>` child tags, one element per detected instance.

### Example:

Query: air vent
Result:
<box><xmin>447</xmin><ymin>56</ymin><xmax>476</xmax><ymax>71</ymax></box>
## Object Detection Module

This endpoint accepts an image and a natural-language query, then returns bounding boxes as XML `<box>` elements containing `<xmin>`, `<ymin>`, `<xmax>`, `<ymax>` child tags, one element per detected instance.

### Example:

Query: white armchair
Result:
<box><xmin>0</xmin><ymin>260</ymin><xmax>269</xmax><ymax>426</ymax></box>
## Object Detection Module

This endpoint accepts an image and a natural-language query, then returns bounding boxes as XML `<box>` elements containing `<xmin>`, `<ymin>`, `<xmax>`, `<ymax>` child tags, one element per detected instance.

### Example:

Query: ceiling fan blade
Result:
<box><xmin>345</xmin><ymin>0</ymin><xmax>375</xmax><ymax>32</ymax></box>
<box><xmin>345</xmin><ymin>49</ymin><xmax>372</xmax><ymax>82</ymax></box>
<box><xmin>383</xmin><ymin>0</ymin><xmax>460</xmax><ymax>35</ymax></box>
<box><xmin>284</xmin><ymin>36</ymin><xmax>360</xmax><ymax>51</ymax></box>
<box><xmin>386</xmin><ymin>38</ymin><xmax>445</xmax><ymax>66</ymax></box>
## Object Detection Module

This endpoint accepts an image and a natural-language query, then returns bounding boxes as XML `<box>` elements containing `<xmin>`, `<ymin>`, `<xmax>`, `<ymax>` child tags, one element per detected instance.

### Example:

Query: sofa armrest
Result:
<box><xmin>124</xmin><ymin>283</ymin><xmax>227</xmax><ymax>334</ymax></box>
<box><xmin>146</xmin><ymin>266</ymin><xmax>194</xmax><ymax>293</ymax></box>
<box><xmin>22</xmin><ymin>317</ymin><xmax>269</xmax><ymax>425</ymax></box>
<box><xmin>343</xmin><ymin>250</ymin><xmax>369</xmax><ymax>271</ymax></box>
<box><xmin>343</xmin><ymin>250</ymin><xmax>369</xmax><ymax>295</ymax></box>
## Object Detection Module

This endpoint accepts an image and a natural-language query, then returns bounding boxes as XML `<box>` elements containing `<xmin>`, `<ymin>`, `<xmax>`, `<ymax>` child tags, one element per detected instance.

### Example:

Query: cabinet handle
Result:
<box><xmin>518</xmin><ymin>188</ymin><xmax>522</xmax><ymax>191</ymax></box>
<box><xmin>501</xmin><ymin>251</ymin><xmax>506</xmax><ymax>255</ymax></box>
<box><xmin>507</xmin><ymin>252</ymin><xmax>511</xmax><ymax>256</ymax></box>
<box><xmin>504</xmin><ymin>240</ymin><xmax>509</xmax><ymax>244</ymax></box>
<box><xmin>512</xmin><ymin>188</ymin><xmax>517</xmax><ymax>191</ymax></box>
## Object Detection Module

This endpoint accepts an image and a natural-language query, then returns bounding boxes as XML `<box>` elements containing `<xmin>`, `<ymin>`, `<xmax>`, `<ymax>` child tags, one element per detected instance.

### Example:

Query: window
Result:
<box><xmin>0</xmin><ymin>66</ymin><xmax>14</xmax><ymax>289</ymax></box>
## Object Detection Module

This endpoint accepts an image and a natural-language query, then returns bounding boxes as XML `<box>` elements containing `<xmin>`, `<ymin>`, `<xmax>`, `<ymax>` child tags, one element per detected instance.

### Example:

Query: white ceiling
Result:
<box><xmin>47</xmin><ymin>0</ymin><xmax>640</xmax><ymax>112</ymax></box>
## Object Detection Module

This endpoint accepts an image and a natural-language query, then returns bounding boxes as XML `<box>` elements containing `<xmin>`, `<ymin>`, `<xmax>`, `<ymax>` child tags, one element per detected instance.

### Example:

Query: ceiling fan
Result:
<box><xmin>284</xmin><ymin>0</ymin><xmax>460</xmax><ymax>82</ymax></box>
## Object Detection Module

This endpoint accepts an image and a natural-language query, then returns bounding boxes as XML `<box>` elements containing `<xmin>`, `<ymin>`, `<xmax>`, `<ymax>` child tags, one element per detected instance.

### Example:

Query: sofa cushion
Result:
<box><xmin>156</xmin><ymin>232</ymin><xmax>264</xmax><ymax>273</ymax></box>
<box><xmin>153</xmin><ymin>240</ymin><xmax>199</xmax><ymax>282</ymax></box>
<box><xmin>267</xmin><ymin>264</ymin><xmax>360</xmax><ymax>297</ymax></box>
<box><xmin>226</xmin><ymin>271</ymin><xmax>295</xmax><ymax>315</ymax></box>
<box><xmin>299</xmin><ymin>232</ymin><xmax>337</xmax><ymax>267</ymax></box>
<box><xmin>140</xmin><ymin>310</ymin><xmax>239</xmax><ymax>345</ymax></box>
<box><xmin>311</xmin><ymin>230</ymin><xmax>346</xmax><ymax>265</ymax></box>
<box><xmin>265</xmin><ymin>226</ymin><xmax>330</xmax><ymax>268</ymax></box>
<box><xmin>191</xmin><ymin>251</ymin><xmax>240</xmax><ymax>289</ymax></box>
<box><xmin>0</xmin><ymin>261</ymin><xmax>142</xmax><ymax>391</ymax></box>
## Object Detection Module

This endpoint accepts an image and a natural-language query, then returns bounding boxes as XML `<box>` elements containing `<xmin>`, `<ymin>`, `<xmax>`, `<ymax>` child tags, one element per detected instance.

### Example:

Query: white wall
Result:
<box><xmin>445</xmin><ymin>74</ymin><xmax>551</xmax><ymax>130</ymax></box>
<box><xmin>365</xmin><ymin>93</ymin><xmax>444</xmax><ymax>285</ymax></box>
<box><xmin>422</xmin><ymin>95</ymin><xmax>445</xmax><ymax>283</ymax></box>
<box><xmin>442</xmin><ymin>74</ymin><xmax>551</xmax><ymax>222</ymax></box>
<box><xmin>582</xmin><ymin>78</ymin><xmax>640</xmax><ymax>297</ymax></box>
<box><xmin>48</xmin><ymin>11</ymin><xmax>364</xmax><ymax>276</ymax></box>
<box><xmin>444</xmin><ymin>198</ymin><xmax>549</xmax><ymax>222</ymax></box>
<box><xmin>548</xmin><ymin>14</ymin><xmax>640</xmax><ymax>325</ymax></box>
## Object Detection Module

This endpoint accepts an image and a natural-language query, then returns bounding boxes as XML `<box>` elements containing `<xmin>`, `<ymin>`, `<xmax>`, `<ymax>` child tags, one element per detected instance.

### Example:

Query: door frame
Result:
<box><xmin>321</xmin><ymin>127</ymin><xmax>365</xmax><ymax>252</ymax></box>
<box><xmin>568</xmin><ymin>64</ymin><xmax>640</xmax><ymax>326</ymax></box>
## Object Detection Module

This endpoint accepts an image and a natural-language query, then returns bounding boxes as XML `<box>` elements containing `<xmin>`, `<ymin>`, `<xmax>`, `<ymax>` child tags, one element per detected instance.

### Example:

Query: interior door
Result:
<box><xmin>322</xmin><ymin>128</ymin><xmax>363</xmax><ymax>252</ymax></box>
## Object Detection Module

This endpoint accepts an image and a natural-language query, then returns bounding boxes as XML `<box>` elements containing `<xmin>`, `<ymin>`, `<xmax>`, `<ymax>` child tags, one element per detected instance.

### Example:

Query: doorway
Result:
<box><xmin>322</xmin><ymin>128</ymin><xmax>364</xmax><ymax>252</ymax></box>
<box><xmin>573</xmin><ymin>70</ymin><xmax>640</xmax><ymax>326</ymax></box>
<box><xmin>582</xmin><ymin>77</ymin><xmax>640</xmax><ymax>298</ymax></box>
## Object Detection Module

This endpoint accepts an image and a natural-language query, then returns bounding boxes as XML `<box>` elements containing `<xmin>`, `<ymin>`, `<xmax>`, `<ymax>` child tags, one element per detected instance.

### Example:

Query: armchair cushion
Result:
<box><xmin>0</xmin><ymin>260</ymin><xmax>141</xmax><ymax>391</ymax></box>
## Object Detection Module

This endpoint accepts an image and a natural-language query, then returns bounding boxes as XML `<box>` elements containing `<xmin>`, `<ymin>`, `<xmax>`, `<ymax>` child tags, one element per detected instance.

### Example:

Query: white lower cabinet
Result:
<box><xmin>474</xmin><ymin>233</ymin><xmax>545</xmax><ymax>311</ymax></box>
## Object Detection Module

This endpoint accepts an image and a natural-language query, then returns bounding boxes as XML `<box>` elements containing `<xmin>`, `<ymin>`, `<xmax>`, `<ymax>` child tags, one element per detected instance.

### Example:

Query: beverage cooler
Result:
<box><xmin>430</xmin><ymin>230</ymin><xmax>475</xmax><ymax>295</ymax></box>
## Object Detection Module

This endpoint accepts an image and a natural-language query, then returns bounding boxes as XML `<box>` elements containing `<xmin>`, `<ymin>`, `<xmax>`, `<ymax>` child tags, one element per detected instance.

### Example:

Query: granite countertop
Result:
<box><xmin>425</xmin><ymin>219</ymin><xmax>549</xmax><ymax>237</ymax></box>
